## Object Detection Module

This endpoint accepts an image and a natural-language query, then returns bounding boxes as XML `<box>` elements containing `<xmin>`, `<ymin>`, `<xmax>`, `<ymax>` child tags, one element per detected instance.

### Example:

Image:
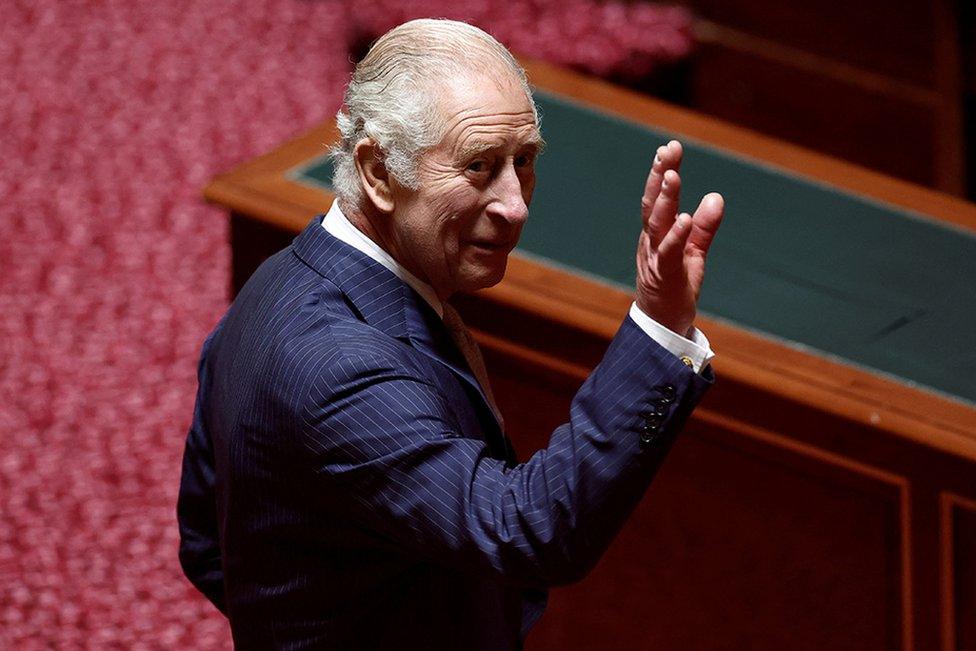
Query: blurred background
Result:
<box><xmin>1</xmin><ymin>0</ymin><xmax>972</xmax><ymax>647</ymax></box>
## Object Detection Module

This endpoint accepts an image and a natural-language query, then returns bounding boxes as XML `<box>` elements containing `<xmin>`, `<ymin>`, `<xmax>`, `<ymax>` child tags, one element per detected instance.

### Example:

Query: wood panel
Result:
<box><xmin>965</xmin><ymin>1</ymin><xmax>976</xmax><ymax>96</ymax></box>
<box><xmin>963</xmin><ymin>0</ymin><xmax>976</xmax><ymax>197</ymax></box>
<box><xmin>688</xmin><ymin>0</ymin><xmax>937</xmax><ymax>87</ymax></box>
<box><xmin>537</xmin><ymin>420</ymin><xmax>903</xmax><ymax>650</ymax></box>
<box><xmin>688</xmin><ymin>40</ymin><xmax>940</xmax><ymax>188</ymax></box>
<box><xmin>941</xmin><ymin>494</ymin><xmax>976</xmax><ymax>650</ymax></box>
<box><xmin>664</xmin><ymin>0</ymin><xmax>967</xmax><ymax>195</ymax></box>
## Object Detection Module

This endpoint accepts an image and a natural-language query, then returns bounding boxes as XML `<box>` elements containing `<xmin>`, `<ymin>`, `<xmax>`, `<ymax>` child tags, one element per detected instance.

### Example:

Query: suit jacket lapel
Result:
<box><xmin>399</xmin><ymin>292</ymin><xmax>501</xmax><ymax>424</ymax></box>
<box><xmin>390</xmin><ymin>281</ymin><xmax>515</xmax><ymax>464</ymax></box>
<box><xmin>291</xmin><ymin>217</ymin><xmax>510</xmax><ymax>456</ymax></box>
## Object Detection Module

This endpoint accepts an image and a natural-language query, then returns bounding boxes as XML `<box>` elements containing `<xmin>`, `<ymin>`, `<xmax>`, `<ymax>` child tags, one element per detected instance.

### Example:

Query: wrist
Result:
<box><xmin>634</xmin><ymin>300</ymin><xmax>693</xmax><ymax>337</ymax></box>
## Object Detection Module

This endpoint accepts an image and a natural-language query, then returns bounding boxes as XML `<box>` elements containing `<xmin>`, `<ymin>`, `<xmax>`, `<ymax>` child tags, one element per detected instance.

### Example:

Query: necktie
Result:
<box><xmin>441</xmin><ymin>303</ymin><xmax>505</xmax><ymax>430</ymax></box>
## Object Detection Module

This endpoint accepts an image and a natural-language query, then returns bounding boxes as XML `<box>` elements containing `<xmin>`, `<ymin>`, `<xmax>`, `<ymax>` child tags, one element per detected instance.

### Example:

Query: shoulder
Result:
<box><xmin>247</xmin><ymin>275</ymin><xmax>440</xmax><ymax>411</ymax></box>
<box><xmin>209</xmin><ymin>251</ymin><xmax>427</xmax><ymax>394</ymax></box>
<box><xmin>296</xmin><ymin>322</ymin><xmax>461</xmax><ymax>462</ymax></box>
<box><xmin>302</xmin><ymin>319</ymin><xmax>437</xmax><ymax>406</ymax></box>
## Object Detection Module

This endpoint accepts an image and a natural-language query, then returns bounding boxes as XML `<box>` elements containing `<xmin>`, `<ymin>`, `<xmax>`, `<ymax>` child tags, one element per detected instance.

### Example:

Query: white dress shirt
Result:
<box><xmin>321</xmin><ymin>200</ymin><xmax>714</xmax><ymax>373</ymax></box>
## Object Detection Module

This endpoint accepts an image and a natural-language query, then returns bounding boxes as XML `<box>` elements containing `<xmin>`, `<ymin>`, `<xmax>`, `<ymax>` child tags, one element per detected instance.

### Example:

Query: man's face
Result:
<box><xmin>388</xmin><ymin>71</ymin><xmax>541</xmax><ymax>298</ymax></box>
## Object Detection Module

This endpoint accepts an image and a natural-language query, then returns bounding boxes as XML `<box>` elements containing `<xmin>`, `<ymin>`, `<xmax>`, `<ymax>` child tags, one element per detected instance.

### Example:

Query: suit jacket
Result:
<box><xmin>177</xmin><ymin>216</ymin><xmax>712</xmax><ymax>649</ymax></box>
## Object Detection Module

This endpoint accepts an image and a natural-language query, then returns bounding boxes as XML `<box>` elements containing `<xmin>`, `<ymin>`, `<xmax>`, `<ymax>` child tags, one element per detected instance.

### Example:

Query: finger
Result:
<box><xmin>640</xmin><ymin>140</ymin><xmax>683</xmax><ymax>225</ymax></box>
<box><xmin>666</xmin><ymin>139</ymin><xmax>683</xmax><ymax>167</ymax></box>
<box><xmin>647</xmin><ymin>169</ymin><xmax>681</xmax><ymax>248</ymax></box>
<box><xmin>686</xmin><ymin>192</ymin><xmax>725</xmax><ymax>257</ymax></box>
<box><xmin>640</xmin><ymin>145</ymin><xmax>669</xmax><ymax>224</ymax></box>
<box><xmin>657</xmin><ymin>212</ymin><xmax>693</xmax><ymax>274</ymax></box>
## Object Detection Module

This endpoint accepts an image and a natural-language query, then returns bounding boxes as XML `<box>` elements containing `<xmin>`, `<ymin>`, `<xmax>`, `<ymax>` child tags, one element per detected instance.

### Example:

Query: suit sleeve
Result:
<box><xmin>176</xmin><ymin>335</ymin><xmax>227</xmax><ymax>614</ymax></box>
<box><xmin>301</xmin><ymin>316</ymin><xmax>712</xmax><ymax>588</ymax></box>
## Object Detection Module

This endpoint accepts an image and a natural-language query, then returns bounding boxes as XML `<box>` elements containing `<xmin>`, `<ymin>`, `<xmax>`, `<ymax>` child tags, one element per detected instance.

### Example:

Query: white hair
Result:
<box><xmin>330</xmin><ymin>19</ymin><xmax>537</xmax><ymax>207</ymax></box>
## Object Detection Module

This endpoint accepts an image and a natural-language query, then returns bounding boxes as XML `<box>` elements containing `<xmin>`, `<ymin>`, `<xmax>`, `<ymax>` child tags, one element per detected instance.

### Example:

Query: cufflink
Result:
<box><xmin>680</xmin><ymin>355</ymin><xmax>694</xmax><ymax>368</ymax></box>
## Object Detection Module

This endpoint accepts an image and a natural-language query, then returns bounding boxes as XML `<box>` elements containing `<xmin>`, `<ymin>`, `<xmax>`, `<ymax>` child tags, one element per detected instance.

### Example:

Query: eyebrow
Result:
<box><xmin>456</xmin><ymin>132</ymin><xmax>546</xmax><ymax>162</ymax></box>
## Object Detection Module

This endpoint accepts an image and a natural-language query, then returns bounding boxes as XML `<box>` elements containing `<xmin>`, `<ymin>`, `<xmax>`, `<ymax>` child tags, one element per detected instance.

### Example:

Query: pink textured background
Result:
<box><xmin>0</xmin><ymin>1</ymin><xmax>690</xmax><ymax>646</ymax></box>
<box><xmin>0</xmin><ymin>2</ymin><xmax>350</xmax><ymax>646</ymax></box>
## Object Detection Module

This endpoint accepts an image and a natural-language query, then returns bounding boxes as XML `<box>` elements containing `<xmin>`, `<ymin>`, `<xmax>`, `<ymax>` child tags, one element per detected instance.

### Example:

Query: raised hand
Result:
<box><xmin>635</xmin><ymin>140</ymin><xmax>724</xmax><ymax>337</ymax></box>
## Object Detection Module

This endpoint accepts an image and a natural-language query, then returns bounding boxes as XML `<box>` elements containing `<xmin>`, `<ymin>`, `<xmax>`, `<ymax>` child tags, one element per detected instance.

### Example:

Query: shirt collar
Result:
<box><xmin>322</xmin><ymin>200</ymin><xmax>444</xmax><ymax>318</ymax></box>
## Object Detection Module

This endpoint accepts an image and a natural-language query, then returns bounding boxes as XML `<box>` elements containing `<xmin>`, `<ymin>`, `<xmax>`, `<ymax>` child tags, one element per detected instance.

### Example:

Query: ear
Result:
<box><xmin>353</xmin><ymin>138</ymin><xmax>395</xmax><ymax>214</ymax></box>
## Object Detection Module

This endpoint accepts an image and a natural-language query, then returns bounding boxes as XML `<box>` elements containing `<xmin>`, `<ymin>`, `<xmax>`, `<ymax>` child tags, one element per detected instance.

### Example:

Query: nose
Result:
<box><xmin>487</xmin><ymin>162</ymin><xmax>529</xmax><ymax>226</ymax></box>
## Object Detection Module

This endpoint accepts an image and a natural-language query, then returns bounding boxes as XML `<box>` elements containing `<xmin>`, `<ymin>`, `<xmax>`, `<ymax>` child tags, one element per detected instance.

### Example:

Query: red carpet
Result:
<box><xmin>0</xmin><ymin>1</ymin><xmax>689</xmax><ymax>646</ymax></box>
<box><xmin>0</xmin><ymin>2</ymin><xmax>350</xmax><ymax>645</ymax></box>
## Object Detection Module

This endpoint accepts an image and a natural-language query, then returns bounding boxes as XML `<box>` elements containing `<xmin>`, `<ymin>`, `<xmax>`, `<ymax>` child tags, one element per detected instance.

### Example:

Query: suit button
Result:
<box><xmin>639</xmin><ymin>429</ymin><xmax>658</xmax><ymax>446</ymax></box>
<box><xmin>641</xmin><ymin>416</ymin><xmax>663</xmax><ymax>434</ymax></box>
<box><xmin>643</xmin><ymin>405</ymin><xmax>665</xmax><ymax>419</ymax></box>
<box><xmin>650</xmin><ymin>397</ymin><xmax>670</xmax><ymax>412</ymax></box>
<box><xmin>656</xmin><ymin>384</ymin><xmax>676</xmax><ymax>402</ymax></box>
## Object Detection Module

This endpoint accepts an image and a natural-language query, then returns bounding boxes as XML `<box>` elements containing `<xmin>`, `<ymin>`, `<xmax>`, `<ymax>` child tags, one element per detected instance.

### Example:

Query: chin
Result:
<box><xmin>460</xmin><ymin>260</ymin><xmax>508</xmax><ymax>293</ymax></box>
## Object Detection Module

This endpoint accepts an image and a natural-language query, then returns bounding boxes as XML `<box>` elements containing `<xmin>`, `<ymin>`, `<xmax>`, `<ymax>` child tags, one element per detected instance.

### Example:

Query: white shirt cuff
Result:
<box><xmin>628</xmin><ymin>303</ymin><xmax>715</xmax><ymax>374</ymax></box>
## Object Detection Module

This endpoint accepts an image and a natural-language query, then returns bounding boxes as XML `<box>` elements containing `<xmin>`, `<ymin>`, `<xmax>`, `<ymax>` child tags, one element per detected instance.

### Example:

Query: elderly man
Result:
<box><xmin>178</xmin><ymin>18</ymin><xmax>723</xmax><ymax>650</ymax></box>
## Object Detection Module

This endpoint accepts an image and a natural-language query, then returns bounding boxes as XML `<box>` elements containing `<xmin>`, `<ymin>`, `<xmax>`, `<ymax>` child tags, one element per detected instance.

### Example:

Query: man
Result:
<box><xmin>178</xmin><ymin>18</ymin><xmax>724</xmax><ymax>649</ymax></box>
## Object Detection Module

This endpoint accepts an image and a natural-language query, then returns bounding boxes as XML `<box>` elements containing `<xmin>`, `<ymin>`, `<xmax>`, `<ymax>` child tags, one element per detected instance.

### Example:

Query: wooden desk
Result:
<box><xmin>205</xmin><ymin>59</ymin><xmax>976</xmax><ymax>650</ymax></box>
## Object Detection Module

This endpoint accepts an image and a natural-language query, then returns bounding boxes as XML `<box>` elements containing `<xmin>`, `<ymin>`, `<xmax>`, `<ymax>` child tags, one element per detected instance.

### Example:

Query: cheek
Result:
<box><xmin>434</xmin><ymin>190</ymin><xmax>480</xmax><ymax>244</ymax></box>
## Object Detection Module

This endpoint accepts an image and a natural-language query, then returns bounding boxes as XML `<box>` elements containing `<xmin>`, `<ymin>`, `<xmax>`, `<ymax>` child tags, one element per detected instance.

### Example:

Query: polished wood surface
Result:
<box><xmin>204</xmin><ymin>59</ymin><xmax>976</xmax><ymax>649</ymax></box>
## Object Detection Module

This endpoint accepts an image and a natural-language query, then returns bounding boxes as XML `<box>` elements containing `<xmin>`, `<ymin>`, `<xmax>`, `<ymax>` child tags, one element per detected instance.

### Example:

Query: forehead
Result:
<box><xmin>432</xmin><ymin>70</ymin><xmax>540</xmax><ymax>153</ymax></box>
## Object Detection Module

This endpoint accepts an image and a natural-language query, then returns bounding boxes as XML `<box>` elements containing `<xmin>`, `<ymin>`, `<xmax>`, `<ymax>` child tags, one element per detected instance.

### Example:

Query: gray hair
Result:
<box><xmin>330</xmin><ymin>19</ymin><xmax>537</xmax><ymax>207</ymax></box>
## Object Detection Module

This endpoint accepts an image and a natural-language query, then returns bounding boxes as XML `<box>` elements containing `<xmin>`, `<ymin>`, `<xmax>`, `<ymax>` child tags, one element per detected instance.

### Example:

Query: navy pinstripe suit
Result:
<box><xmin>178</xmin><ymin>216</ymin><xmax>712</xmax><ymax>649</ymax></box>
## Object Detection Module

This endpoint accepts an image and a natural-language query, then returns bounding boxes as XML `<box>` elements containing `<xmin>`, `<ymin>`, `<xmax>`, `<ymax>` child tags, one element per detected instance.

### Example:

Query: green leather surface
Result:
<box><xmin>290</xmin><ymin>90</ymin><xmax>976</xmax><ymax>405</ymax></box>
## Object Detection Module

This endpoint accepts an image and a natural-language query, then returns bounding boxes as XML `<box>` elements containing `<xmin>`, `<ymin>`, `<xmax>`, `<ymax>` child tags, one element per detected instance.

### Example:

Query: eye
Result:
<box><xmin>466</xmin><ymin>160</ymin><xmax>489</xmax><ymax>174</ymax></box>
<box><xmin>514</xmin><ymin>150</ymin><xmax>537</xmax><ymax>170</ymax></box>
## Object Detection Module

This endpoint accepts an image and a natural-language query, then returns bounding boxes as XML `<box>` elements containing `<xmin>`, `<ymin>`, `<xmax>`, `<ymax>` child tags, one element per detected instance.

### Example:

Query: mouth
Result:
<box><xmin>468</xmin><ymin>238</ymin><xmax>515</xmax><ymax>254</ymax></box>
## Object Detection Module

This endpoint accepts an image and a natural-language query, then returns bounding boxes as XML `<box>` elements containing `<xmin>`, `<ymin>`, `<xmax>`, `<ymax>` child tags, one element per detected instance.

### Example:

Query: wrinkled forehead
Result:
<box><xmin>427</xmin><ymin>67</ymin><xmax>541</xmax><ymax>147</ymax></box>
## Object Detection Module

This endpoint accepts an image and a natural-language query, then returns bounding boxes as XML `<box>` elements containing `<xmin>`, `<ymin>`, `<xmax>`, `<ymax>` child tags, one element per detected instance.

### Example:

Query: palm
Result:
<box><xmin>635</xmin><ymin>141</ymin><xmax>723</xmax><ymax>336</ymax></box>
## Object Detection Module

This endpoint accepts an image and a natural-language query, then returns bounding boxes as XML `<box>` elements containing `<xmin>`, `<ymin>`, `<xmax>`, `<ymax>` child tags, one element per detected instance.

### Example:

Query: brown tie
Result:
<box><xmin>441</xmin><ymin>303</ymin><xmax>504</xmax><ymax>429</ymax></box>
